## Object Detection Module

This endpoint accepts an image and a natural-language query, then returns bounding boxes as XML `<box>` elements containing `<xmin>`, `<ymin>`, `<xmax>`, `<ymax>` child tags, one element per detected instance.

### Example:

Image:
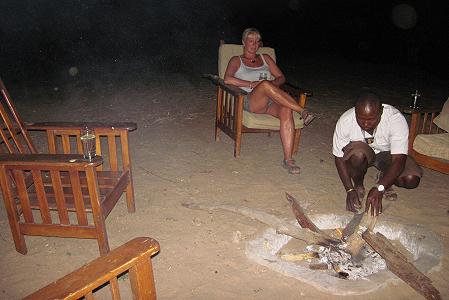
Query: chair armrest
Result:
<box><xmin>24</xmin><ymin>237</ymin><xmax>160</xmax><ymax>300</ymax></box>
<box><xmin>0</xmin><ymin>153</ymin><xmax>103</xmax><ymax>168</ymax></box>
<box><xmin>402</xmin><ymin>106</ymin><xmax>441</xmax><ymax>115</ymax></box>
<box><xmin>26</xmin><ymin>122</ymin><xmax>137</xmax><ymax>132</ymax></box>
<box><xmin>204</xmin><ymin>73</ymin><xmax>313</xmax><ymax>98</ymax></box>
<box><xmin>203</xmin><ymin>74</ymin><xmax>247</xmax><ymax>97</ymax></box>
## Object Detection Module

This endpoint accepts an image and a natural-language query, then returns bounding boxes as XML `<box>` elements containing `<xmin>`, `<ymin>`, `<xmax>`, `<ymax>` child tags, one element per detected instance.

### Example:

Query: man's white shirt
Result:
<box><xmin>332</xmin><ymin>104</ymin><xmax>409</xmax><ymax>157</ymax></box>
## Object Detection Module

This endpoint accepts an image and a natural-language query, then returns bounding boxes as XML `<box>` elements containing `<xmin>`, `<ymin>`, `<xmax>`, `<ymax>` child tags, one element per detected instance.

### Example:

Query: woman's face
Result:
<box><xmin>243</xmin><ymin>33</ymin><xmax>260</xmax><ymax>53</ymax></box>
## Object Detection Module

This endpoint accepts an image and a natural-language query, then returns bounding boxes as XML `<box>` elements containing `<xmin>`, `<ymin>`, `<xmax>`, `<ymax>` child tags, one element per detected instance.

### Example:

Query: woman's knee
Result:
<box><xmin>396</xmin><ymin>175</ymin><xmax>421</xmax><ymax>189</ymax></box>
<box><xmin>278</xmin><ymin>106</ymin><xmax>293</xmax><ymax>120</ymax></box>
<box><xmin>258</xmin><ymin>80</ymin><xmax>278</xmax><ymax>93</ymax></box>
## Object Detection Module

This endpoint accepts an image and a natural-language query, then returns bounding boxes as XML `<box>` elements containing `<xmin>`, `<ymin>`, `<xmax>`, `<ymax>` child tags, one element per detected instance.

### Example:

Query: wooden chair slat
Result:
<box><xmin>12</xmin><ymin>169</ymin><xmax>34</xmax><ymax>223</ymax></box>
<box><xmin>46</xmin><ymin>130</ymin><xmax>57</xmax><ymax>154</ymax></box>
<box><xmin>76</xmin><ymin>133</ymin><xmax>83</xmax><ymax>154</ymax></box>
<box><xmin>62</xmin><ymin>135</ymin><xmax>71</xmax><ymax>153</ymax></box>
<box><xmin>69</xmin><ymin>170</ymin><xmax>89</xmax><ymax>226</ymax></box>
<box><xmin>31</xmin><ymin>169</ymin><xmax>52</xmax><ymax>224</ymax></box>
<box><xmin>108</xmin><ymin>135</ymin><xmax>118</xmax><ymax>171</ymax></box>
<box><xmin>50</xmin><ymin>170</ymin><xmax>70</xmax><ymax>225</ymax></box>
<box><xmin>110</xmin><ymin>277</ymin><xmax>121</xmax><ymax>300</ymax></box>
<box><xmin>96</xmin><ymin>134</ymin><xmax>103</xmax><ymax>171</ymax></box>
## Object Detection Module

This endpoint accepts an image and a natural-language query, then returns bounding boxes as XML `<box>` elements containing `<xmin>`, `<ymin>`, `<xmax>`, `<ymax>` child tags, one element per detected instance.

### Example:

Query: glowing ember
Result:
<box><xmin>305</xmin><ymin>244</ymin><xmax>387</xmax><ymax>280</ymax></box>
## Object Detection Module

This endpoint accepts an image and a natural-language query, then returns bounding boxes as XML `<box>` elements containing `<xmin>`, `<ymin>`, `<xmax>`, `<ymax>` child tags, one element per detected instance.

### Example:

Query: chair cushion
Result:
<box><xmin>413</xmin><ymin>133</ymin><xmax>449</xmax><ymax>160</ymax></box>
<box><xmin>218</xmin><ymin>44</ymin><xmax>276</xmax><ymax>79</ymax></box>
<box><xmin>242</xmin><ymin>111</ymin><xmax>304</xmax><ymax>130</ymax></box>
<box><xmin>433</xmin><ymin>97</ymin><xmax>449</xmax><ymax>132</ymax></box>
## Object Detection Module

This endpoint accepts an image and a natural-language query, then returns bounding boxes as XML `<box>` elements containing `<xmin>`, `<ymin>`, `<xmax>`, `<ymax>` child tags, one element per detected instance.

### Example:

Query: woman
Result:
<box><xmin>224</xmin><ymin>28</ymin><xmax>315</xmax><ymax>174</ymax></box>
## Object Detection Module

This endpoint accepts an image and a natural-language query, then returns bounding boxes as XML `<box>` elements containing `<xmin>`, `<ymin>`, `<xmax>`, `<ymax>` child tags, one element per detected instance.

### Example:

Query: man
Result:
<box><xmin>332</xmin><ymin>91</ymin><xmax>422</xmax><ymax>216</ymax></box>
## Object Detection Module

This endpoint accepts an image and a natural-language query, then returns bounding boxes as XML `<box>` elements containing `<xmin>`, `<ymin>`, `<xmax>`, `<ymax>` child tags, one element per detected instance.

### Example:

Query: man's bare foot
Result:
<box><xmin>384</xmin><ymin>187</ymin><xmax>398</xmax><ymax>201</ymax></box>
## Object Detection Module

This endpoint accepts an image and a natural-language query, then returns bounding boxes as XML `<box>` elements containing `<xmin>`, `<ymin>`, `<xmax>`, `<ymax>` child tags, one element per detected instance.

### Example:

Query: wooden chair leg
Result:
<box><xmin>234</xmin><ymin>132</ymin><xmax>242</xmax><ymax>158</ymax></box>
<box><xmin>97</xmin><ymin>231</ymin><xmax>111</xmax><ymax>256</ymax></box>
<box><xmin>10</xmin><ymin>220</ymin><xmax>28</xmax><ymax>255</ymax></box>
<box><xmin>215</xmin><ymin>125</ymin><xmax>221</xmax><ymax>142</ymax></box>
<box><xmin>129</xmin><ymin>258</ymin><xmax>157</xmax><ymax>300</ymax></box>
<box><xmin>2</xmin><ymin>198</ymin><xmax>28</xmax><ymax>254</ymax></box>
<box><xmin>215</xmin><ymin>86</ymin><xmax>223</xmax><ymax>142</ymax></box>
<box><xmin>126</xmin><ymin>172</ymin><xmax>136</xmax><ymax>213</ymax></box>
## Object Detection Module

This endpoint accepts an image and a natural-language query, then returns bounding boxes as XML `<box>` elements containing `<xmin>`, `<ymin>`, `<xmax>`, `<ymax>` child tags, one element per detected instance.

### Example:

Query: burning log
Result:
<box><xmin>285</xmin><ymin>192</ymin><xmax>323</xmax><ymax>234</ymax></box>
<box><xmin>362</xmin><ymin>230</ymin><xmax>441</xmax><ymax>300</ymax></box>
<box><xmin>345</xmin><ymin>211</ymin><xmax>377</xmax><ymax>261</ymax></box>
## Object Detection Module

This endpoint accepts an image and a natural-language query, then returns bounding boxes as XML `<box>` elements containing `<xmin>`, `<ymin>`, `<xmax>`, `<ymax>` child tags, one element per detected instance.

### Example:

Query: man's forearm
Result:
<box><xmin>377</xmin><ymin>154</ymin><xmax>407</xmax><ymax>189</ymax></box>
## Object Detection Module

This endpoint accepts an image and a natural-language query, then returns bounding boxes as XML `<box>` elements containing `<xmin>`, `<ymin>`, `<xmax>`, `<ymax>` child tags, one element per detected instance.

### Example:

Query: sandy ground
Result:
<box><xmin>1</xmin><ymin>56</ymin><xmax>448</xmax><ymax>299</ymax></box>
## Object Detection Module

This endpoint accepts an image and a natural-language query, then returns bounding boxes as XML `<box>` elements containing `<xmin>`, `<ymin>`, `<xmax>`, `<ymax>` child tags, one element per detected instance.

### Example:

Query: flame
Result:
<box><xmin>335</xmin><ymin>228</ymin><xmax>343</xmax><ymax>238</ymax></box>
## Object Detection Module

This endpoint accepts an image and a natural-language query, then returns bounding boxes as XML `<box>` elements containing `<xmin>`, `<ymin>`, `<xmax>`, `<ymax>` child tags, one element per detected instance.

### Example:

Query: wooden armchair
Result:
<box><xmin>407</xmin><ymin>104</ymin><xmax>449</xmax><ymax>174</ymax></box>
<box><xmin>209</xmin><ymin>41</ymin><xmax>312</xmax><ymax>157</ymax></box>
<box><xmin>24</xmin><ymin>237</ymin><xmax>160</xmax><ymax>300</ymax></box>
<box><xmin>0</xmin><ymin>78</ymin><xmax>137</xmax><ymax>255</ymax></box>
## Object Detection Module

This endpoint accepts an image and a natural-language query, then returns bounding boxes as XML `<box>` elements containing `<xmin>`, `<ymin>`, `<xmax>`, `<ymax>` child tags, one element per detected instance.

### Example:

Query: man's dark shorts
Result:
<box><xmin>342</xmin><ymin>141</ymin><xmax>423</xmax><ymax>178</ymax></box>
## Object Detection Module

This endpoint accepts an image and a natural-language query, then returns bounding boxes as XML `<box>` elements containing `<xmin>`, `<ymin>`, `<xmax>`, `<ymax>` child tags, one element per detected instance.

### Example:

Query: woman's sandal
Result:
<box><xmin>301</xmin><ymin>110</ymin><xmax>316</xmax><ymax>126</ymax></box>
<box><xmin>282</xmin><ymin>159</ymin><xmax>301</xmax><ymax>175</ymax></box>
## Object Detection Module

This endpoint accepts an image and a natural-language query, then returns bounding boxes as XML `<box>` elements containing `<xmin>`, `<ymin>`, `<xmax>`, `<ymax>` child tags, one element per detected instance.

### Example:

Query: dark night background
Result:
<box><xmin>1</xmin><ymin>0</ymin><xmax>448</xmax><ymax>86</ymax></box>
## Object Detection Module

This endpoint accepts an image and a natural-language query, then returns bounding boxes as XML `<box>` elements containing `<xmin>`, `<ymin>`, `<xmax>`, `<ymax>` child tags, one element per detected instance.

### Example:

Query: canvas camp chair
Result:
<box><xmin>209</xmin><ymin>40</ymin><xmax>312</xmax><ymax>157</ymax></box>
<box><xmin>0</xmin><ymin>78</ymin><xmax>137</xmax><ymax>255</ymax></box>
<box><xmin>24</xmin><ymin>237</ymin><xmax>160</xmax><ymax>300</ymax></box>
<box><xmin>407</xmin><ymin>98</ymin><xmax>449</xmax><ymax>174</ymax></box>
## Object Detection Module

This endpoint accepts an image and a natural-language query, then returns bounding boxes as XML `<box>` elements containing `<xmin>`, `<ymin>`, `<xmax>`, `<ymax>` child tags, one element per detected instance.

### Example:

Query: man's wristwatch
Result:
<box><xmin>374</xmin><ymin>184</ymin><xmax>385</xmax><ymax>193</ymax></box>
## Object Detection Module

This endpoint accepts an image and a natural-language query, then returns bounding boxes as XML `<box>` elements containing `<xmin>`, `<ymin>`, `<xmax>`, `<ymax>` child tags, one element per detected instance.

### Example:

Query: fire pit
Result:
<box><xmin>246</xmin><ymin>213</ymin><xmax>442</xmax><ymax>295</ymax></box>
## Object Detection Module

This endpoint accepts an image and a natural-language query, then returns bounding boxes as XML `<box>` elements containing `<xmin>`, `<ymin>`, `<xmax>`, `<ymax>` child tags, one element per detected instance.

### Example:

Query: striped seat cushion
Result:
<box><xmin>242</xmin><ymin>111</ymin><xmax>304</xmax><ymax>130</ymax></box>
<box><xmin>413</xmin><ymin>133</ymin><xmax>449</xmax><ymax>160</ymax></box>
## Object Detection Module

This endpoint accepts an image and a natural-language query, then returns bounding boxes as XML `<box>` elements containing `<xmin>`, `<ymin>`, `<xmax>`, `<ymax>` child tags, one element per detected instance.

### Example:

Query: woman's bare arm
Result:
<box><xmin>263</xmin><ymin>54</ymin><xmax>285</xmax><ymax>87</ymax></box>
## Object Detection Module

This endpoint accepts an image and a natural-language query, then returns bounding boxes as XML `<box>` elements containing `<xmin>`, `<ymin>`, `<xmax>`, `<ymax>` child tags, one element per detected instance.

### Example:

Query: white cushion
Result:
<box><xmin>413</xmin><ymin>133</ymin><xmax>449</xmax><ymax>160</ymax></box>
<box><xmin>242</xmin><ymin>111</ymin><xmax>303</xmax><ymax>130</ymax></box>
<box><xmin>433</xmin><ymin>97</ymin><xmax>449</xmax><ymax>132</ymax></box>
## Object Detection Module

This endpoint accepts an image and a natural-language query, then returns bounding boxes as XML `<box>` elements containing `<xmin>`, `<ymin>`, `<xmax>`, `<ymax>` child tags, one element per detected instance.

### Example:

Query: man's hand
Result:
<box><xmin>365</xmin><ymin>188</ymin><xmax>383</xmax><ymax>216</ymax></box>
<box><xmin>346</xmin><ymin>190</ymin><xmax>362</xmax><ymax>212</ymax></box>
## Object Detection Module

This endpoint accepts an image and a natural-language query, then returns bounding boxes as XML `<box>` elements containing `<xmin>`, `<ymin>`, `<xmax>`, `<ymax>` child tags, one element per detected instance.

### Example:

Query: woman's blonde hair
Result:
<box><xmin>242</xmin><ymin>28</ymin><xmax>262</xmax><ymax>43</ymax></box>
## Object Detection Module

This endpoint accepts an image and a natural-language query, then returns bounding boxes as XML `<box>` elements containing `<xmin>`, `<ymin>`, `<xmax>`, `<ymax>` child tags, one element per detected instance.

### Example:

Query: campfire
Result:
<box><xmin>245</xmin><ymin>193</ymin><xmax>441</xmax><ymax>299</ymax></box>
<box><xmin>301</xmin><ymin>243</ymin><xmax>387</xmax><ymax>280</ymax></box>
<box><xmin>184</xmin><ymin>194</ymin><xmax>442</xmax><ymax>299</ymax></box>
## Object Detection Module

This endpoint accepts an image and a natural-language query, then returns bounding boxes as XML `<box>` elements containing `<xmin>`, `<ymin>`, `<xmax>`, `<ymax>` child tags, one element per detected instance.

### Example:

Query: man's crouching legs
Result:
<box><xmin>343</xmin><ymin>141</ymin><xmax>376</xmax><ymax>199</ymax></box>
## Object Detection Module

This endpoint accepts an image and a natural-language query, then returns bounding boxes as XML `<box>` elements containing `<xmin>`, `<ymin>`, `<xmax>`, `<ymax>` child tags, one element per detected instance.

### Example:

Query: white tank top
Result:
<box><xmin>234</xmin><ymin>54</ymin><xmax>271</xmax><ymax>92</ymax></box>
